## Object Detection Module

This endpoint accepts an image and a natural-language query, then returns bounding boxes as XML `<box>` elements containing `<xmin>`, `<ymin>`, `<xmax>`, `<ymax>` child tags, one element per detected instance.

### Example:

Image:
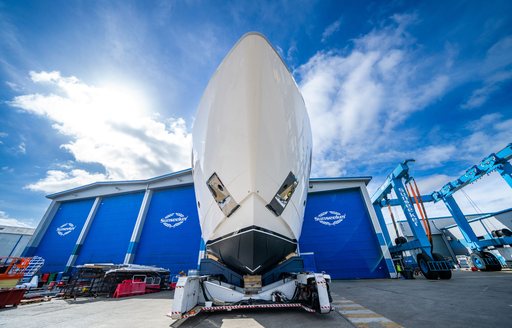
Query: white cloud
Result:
<box><xmin>414</xmin><ymin>174</ymin><xmax>455</xmax><ymax>218</ymax></box>
<box><xmin>462</xmin><ymin>70</ymin><xmax>512</xmax><ymax>109</ymax></box>
<box><xmin>484</xmin><ymin>35</ymin><xmax>512</xmax><ymax>72</ymax></box>
<box><xmin>298</xmin><ymin>14</ymin><xmax>451</xmax><ymax>177</ymax></box>
<box><xmin>370</xmin><ymin>170</ymin><xmax>512</xmax><ymax>229</ymax></box>
<box><xmin>363</xmin><ymin>115</ymin><xmax>512</xmax><ymax>221</ymax></box>
<box><xmin>321</xmin><ymin>17</ymin><xmax>342</xmax><ymax>43</ymax></box>
<box><xmin>275</xmin><ymin>45</ymin><xmax>285</xmax><ymax>58</ymax></box>
<box><xmin>1</xmin><ymin>166</ymin><xmax>14</xmax><ymax>173</ymax></box>
<box><xmin>25</xmin><ymin>169</ymin><xmax>108</xmax><ymax>193</ymax></box>
<box><xmin>413</xmin><ymin>115</ymin><xmax>511</xmax><ymax>216</ymax></box>
<box><xmin>18</xmin><ymin>141</ymin><xmax>26</xmax><ymax>154</ymax></box>
<box><xmin>10</xmin><ymin>71</ymin><xmax>192</xmax><ymax>193</ymax></box>
<box><xmin>29</xmin><ymin>70</ymin><xmax>64</xmax><ymax>83</ymax></box>
<box><xmin>458</xmin><ymin>113</ymin><xmax>512</xmax><ymax>162</ymax></box>
<box><xmin>55</xmin><ymin>161</ymin><xmax>75</xmax><ymax>170</ymax></box>
<box><xmin>420</xmin><ymin>171</ymin><xmax>512</xmax><ymax>218</ymax></box>
<box><xmin>414</xmin><ymin>174</ymin><xmax>453</xmax><ymax>192</ymax></box>
<box><xmin>451</xmin><ymin>171</ymin><xmax>512</xmax><ymax>214</ymax></box>
<box><xmin>415</xmin><ymin>145</ymin><xmax>457</xmax><ymax>169</ymax></box>
<box><xmin>0</xmin><ymin>210</ymin><xmax>33</xmax><ymax>228</ymax></box>
<box><xmin>462</xmin><ymin>35</ymin><xmax>512</xmax><ymax>109</ymax></box>
<box><xmin>286</xmin><ymin>41</ymin><xmax>298</xmax><ymax>64</ymax></box>
<box><xmin>5</xmin><ymin>81</ymin><xmax>21</xmax><ymax>91</ymax></box>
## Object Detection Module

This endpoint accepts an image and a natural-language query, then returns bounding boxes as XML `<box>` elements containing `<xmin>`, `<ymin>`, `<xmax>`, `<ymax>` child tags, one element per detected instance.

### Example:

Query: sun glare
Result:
<box><xmin>87</xmin><ymin>79</ymin><xmax>152</xmax><ymax>124</ymax></box>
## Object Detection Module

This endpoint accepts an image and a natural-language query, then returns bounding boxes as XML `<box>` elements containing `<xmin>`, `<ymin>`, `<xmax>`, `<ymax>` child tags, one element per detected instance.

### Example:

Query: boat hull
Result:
<box><xmin>192</xmin><ymin>33</ymin><xmax>312</xmax><ymax>275</ymax></box>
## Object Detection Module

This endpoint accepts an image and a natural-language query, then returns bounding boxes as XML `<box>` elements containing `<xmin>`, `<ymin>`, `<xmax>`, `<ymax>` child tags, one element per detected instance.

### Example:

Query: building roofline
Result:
<box><xmin>310</xmin><ymin>176</ymin><xmax>372</xmax><ymax>185</ymax></box>
<box><xmin>46</xmin><ymin>168</ymin><xmax>192</xmax><ymax>199</ymax></box>
<box><xmin>46</xmin><ymin>168</ymin><xmax>373</xmax><ymax>200</ymax></box>
<box><xmin>0</xmin><ymin>225</ymin><xmax>36</xmax><ymax>234</ymax></box>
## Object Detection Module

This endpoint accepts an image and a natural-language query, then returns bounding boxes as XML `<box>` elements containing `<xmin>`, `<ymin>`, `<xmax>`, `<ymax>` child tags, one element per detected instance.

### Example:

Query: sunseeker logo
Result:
<box><xmin>314</xmin><ymin>211</ymin><xmax>346</xmax><ymax>226</ymax></box>
<box><xmin>56</xmin><ymin>223</ymin><xmax>76</xmax><ymax>236</ymax></box>
<box><xmin>160</xmin><ymin>212</ymin><xmax>188</xmax><ymax>228</ymax></box>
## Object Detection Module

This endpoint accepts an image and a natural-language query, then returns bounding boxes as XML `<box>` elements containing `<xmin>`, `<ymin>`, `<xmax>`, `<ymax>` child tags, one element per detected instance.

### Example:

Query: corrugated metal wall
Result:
<box><xmin>134</xmin><ymin>186</ymin><xmax>201</xmax><ymax>274</ymax></box>
<box><xmin>29</xmin><ymin>185</ymin><xmax>389</xmax><ymax>279</ymax></box>
<box><xmin>300</xmin><ymin>188</ymin><xmax>388</xmax><ymax>279</ymax></box>
<box><xmin>35</xmin><ymin>198</ymin><xmax>95</xmax><ymax>272</ymax></box>
<box><xmin>75</xmin><ymin>192</ymin><xmax>144</xmax><ymax>265</ymax></box>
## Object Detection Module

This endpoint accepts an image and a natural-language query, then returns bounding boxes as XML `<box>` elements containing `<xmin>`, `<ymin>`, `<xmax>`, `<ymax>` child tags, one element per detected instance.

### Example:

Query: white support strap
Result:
<box><xmin>170</xmin><ymin>276</ymin><xmax>201</xmax><ymax>319</ymax></box>
<box><xmin>314</xmin><ymin>273</ymin><xmax>333</xmax><ymax>314</ymax></box>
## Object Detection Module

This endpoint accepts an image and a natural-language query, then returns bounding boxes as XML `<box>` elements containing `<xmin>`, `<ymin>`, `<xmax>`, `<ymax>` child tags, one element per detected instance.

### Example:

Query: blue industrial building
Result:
<box><xmin>23</xmin><ymin>169</ymin><xmax>396</xmax><ymax>279</ymax></box>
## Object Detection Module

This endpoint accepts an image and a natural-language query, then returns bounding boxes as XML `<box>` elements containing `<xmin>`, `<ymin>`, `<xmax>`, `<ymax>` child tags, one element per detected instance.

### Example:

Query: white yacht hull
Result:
<box><xmin>192</xmin><ymin>33</ymin><xmax>312</xmax><ymax>274</ymax></box>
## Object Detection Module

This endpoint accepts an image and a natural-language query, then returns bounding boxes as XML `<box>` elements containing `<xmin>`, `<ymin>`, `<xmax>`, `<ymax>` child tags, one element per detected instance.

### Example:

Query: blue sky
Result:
<box><xmin>1</xmin><ymin>0</ymin><xmax>511</xmax><ymax>227</ymax></box>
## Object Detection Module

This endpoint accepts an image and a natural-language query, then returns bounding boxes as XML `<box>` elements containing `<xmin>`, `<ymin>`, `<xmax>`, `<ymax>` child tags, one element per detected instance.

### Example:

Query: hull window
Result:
<box><xmin>266</xmin><ymin>171</ymin><xmax>298</xmax><ymax>216</ymax></box>
<box><xmin>207</xmin><ymin>173</ymin><xmax>240</xmax><ymax>217</ymax></box>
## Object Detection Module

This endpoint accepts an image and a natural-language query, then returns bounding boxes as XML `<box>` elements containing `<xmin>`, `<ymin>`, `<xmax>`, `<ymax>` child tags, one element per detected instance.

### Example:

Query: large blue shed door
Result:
<box><xmin>75</xmin><ymin>192</ymin><xmax>144</xmax><ymax>265</ymax></box>
<box><xmin>35</xmin><ymin>198</ymin><xmax>95</xmax><ymax>273</ymax></box>
<box><xmin>300</xmin><ymin>188</ymin><xmax>388</xmax><ymax>279</ymax></box>
<box><xmin>134</xmin><ymin>186</ymin><xmax>201</xmax><ymax>274</ymax></box>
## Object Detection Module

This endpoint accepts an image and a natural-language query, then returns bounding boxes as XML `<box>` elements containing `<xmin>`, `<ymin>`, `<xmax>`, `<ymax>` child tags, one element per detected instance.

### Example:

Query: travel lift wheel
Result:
<box><xmin>483</xmin><ymin>252</ymin><xmax>502</xmax><ymax>271</ymax></box>
<box><xmin>492</xmin><ymin>230</ymin><xmax>504</xmax><ymax>238</ymax></box>
<box><xmin>432</xmin><ymin>253</ymin><xmax>452</xmax><ymax>280</ymax></box>
<box><xmin>470</xmin><ymin>252</ymin><xmax>487</xmax><ymax>271</ymax></box>
<box><xmin>395</xmin><ymin>236</ymin><xmax>408</xmax><ymax>245</ymax></box>
<box><xmin>501</xmin><ymin>228</ymin><xmax>512</xmax><ymax>237</ymax></box>
<box><xmin>470</xmin><ymin>251</ymin><xmax>502</xmax><ymax>271</ymax></box>
<box><xmin>416</xmin><ymin>253</ymin><xmax>438</xmax><ymax>280</ymax></box>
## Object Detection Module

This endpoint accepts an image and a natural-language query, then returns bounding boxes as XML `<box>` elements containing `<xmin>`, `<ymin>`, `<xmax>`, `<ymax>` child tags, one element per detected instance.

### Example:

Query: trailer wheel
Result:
<box><xmin>501</xmin><ymin>228</ymin><xmax>512</xmax><ymax>237</ymax></box>
<box><xmin>395</xmin><ymin>236</ymin><xmax>407</xmax><ymax>245</ymax></box>
<box><xmin>432</xmin><ymin>253</ymin><xmax>452</xmax><ymax>280</ymax></box>
<box><xmin>492</xmin><ymin>230</ymin><xmax>504</xmax><ymax>237</ymax></box>
<box><xmin>482</xmin><ymin>252</ymin><xmax>502</xmax><ymax>271</ymax></box>
<box><xmin>311</xmin><ymin>291</ymin><xmax>320</xmax><ymax>312</ymax></box>
<box><xmin>470</xmin><ymin>252</ymin><xmax>487</xmax><ymax>271</ymax></box>
<box><xmin>416</xmin><ymin>253</ymin><xmax>438</xmax><ymax>280</ymax></box>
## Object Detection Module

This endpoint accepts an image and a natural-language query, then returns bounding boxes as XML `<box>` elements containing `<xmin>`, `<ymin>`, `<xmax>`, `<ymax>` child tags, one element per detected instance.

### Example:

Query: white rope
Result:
<box><xmin>461</xmin><ymin>189</ymin><xmax>483</xmax><ymax>214</ymax></box>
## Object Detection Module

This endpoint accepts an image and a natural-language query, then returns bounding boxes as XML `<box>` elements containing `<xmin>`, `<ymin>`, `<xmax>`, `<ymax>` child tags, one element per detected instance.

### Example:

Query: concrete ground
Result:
<box><xmin>1</xmin><ymin>270</ymin><xmax>511</xmax><ymax>327</ymax></box>
<box><xmin>0</xmin><ymin>291</ymin><xmax>174</xmax><ymax>328</ymax></box>
<box><xmin>331</xmin><ymin>269</ymin><xmax>512</xmax><ymax>328</ymax></box>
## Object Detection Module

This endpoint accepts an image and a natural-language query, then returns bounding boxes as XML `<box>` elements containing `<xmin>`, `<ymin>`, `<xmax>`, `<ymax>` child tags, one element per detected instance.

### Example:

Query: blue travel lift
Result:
<box><xmin>430</xmin><ymin>143</ymin><xmax>512</xmax><ymax>271</ymax></box>
<box><xmin>371</xmin><ymin>160</ymin><xmax>453</xmax><ymax>280</ymax></box>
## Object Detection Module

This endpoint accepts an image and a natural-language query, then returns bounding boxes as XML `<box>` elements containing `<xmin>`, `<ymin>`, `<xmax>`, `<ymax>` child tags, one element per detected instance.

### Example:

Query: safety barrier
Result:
<box><xmin>144</xmin><ymin>283</ymin><xmax>161</xmax><ymax>294</ymax></box>
<box><xmin>112</xmin><ymin>280</ymin><xmax>146</xmax><ymax>298</ymax></box>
